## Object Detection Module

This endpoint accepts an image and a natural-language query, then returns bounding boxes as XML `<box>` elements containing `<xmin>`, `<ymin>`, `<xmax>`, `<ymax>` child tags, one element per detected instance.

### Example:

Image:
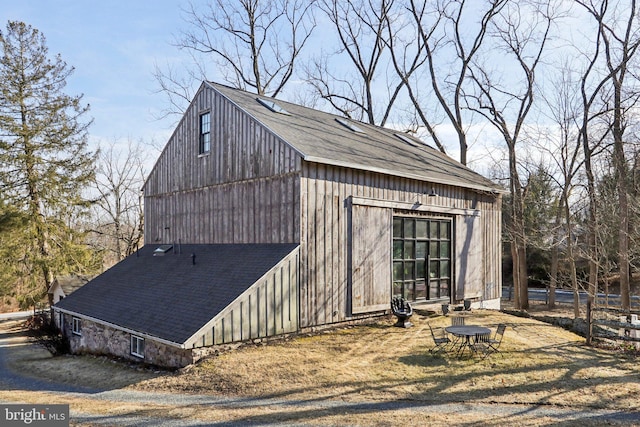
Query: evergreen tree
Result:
<box><xmin>0</xmin><ymin>21</ymin><xmax>98</xmax><ymax>306</ymax></box>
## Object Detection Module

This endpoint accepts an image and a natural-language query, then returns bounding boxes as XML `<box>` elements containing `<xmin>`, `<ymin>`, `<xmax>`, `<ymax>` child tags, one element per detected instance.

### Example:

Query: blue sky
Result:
<box><xmin>1</xmin><ymin>1</ymin><xmax>560</xmax><ymax>176</ymax></box>
<box><xmin>2</xmin><ymin>1</ymin><xmax>190</xmax><ymax>155</ymax></box>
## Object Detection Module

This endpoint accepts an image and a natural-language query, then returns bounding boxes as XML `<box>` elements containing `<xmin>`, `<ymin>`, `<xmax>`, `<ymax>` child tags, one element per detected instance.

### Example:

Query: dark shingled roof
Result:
<box><xmin>55</xmin><ymin>244</ymin><xmax>298</xmax><ymax>345</ymax></box>
<box><xmin>208</xmin><ymin>82</ymin><xmax>501</xmax><ymax>193</ymax></box>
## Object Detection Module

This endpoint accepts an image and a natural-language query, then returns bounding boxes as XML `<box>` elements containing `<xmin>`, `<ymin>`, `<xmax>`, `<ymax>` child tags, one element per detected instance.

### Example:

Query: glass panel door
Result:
<box><xmin>392</xmin><ymin>216</ymin><xmax>451</xmax><ymax>302</ymax></box>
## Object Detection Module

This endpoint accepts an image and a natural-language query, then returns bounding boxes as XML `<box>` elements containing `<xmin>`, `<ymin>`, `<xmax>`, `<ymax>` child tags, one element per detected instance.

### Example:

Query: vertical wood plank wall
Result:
<box><xmin>145</xmin><ymin>175</ymin><xmax>299</xmax><ymax>244</ymax></box>
<box><xmin>143</xmin><ymin>84</ymin><xmax>502</xmax><ymax>333</ymax></box>
<box><xmin>351</xmin><ymin>205</ymin><xmax>392</xmax><ymax>313</ymax></box>
<box><xmin>455</xmin><ymin>214</ymin><xmax>483</xmax><ymax>299</ymax></box>
<box><xmin>144</xmin><ymin>85</ymin><xmax>301</xmax><ymax>245</ymax></box>
<box><xmin>299</xmin><ymin>161</ymin><xmax>502</xmax><ymax>328</ymax></box>
<box><xmin>145</xmin><ymin>85</ymin><xmax>301</xmax><ymax>196</ymax></box>
<box><xmin>191</xmin><ymin>248</ymin><xmax>299</xmax><ymax>347</ymax></box>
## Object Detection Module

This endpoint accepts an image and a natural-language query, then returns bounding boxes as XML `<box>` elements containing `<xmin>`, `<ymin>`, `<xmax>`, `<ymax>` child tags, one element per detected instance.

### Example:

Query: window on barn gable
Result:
<box><xmin>131</xmin><ymin>335</ymin><xmax>145</xmax><ymax>358</ymax></box>
<box><xmin>393</xmin><ymin>217</ymin><xmax>451</xmax><ymax>302</ymax></box>
<box><xmin>199</xmin><ymin>111</ymin><xmax>211</xmax><ymax>154</ymax></box>
<box><xmin>72</xmin><ymin>317</ymin><xmax>81</xmax><ymax>336</ymax></box>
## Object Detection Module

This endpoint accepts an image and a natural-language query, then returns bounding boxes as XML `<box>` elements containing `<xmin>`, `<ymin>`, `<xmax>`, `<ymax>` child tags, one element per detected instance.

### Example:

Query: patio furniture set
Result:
<box><xmin>429</xmin><ymin>315</ymin><xmax>506</xmax><ymax>358</ymax></box>
<box><xmin>389</xmin><ymin>296</ymin><xmax>505</xmax><ymax>358</ymax></box>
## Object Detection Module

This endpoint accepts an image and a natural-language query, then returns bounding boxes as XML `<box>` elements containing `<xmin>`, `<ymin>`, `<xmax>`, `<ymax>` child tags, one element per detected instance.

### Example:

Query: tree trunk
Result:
<box><xmin>549</xmin><ymin>235</ymin><xmax>559</xmax><ymax>309</ymax></box>
<box><xmin>567</xmin><ymin>232</ymin><xmax>580</xmax><ymax>319</ymax></box>
<box><xmin>517</xmin><ymin>241</ymin><xmax>529</xmax><ymax>310</ymax></box>
<box><xmin>511</xmin><ymin>241</ymin><xmax>521</xmax><ymax>307</ymax></box>
<box><xmin>614</xmin><ymin>123</ymin><xmax>630</xmax><ymax>309</ymax></box>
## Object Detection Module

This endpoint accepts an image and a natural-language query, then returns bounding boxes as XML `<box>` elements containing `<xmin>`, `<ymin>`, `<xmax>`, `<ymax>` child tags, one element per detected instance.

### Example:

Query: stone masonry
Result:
<box><xmin>60</xmin><ymin>313</ymin><xmax>194</xmax><ymax>368</ymax></box>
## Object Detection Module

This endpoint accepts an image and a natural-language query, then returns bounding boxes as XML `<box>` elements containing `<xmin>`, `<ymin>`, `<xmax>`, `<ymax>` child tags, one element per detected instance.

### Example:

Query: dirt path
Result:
<box><xmin>1</xmin><ymin>318</ymin><xmax>640</xmax><ymax>426</ymax></box>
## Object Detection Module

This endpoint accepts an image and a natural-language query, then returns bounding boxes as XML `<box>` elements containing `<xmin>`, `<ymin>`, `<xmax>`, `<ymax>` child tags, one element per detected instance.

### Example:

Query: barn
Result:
<box><xmin>53</xmin><ymin>81</ymin><xmax>503</xmax><ymax>367</ymax></box>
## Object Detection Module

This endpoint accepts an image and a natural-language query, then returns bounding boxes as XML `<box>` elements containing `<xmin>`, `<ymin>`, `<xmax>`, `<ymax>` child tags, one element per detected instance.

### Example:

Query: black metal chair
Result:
<box><xmin>428</xmin><ymin>323</ymin><xmax>451</xmax><ymax>353</ymax></box>
<box><xmin>391</xmin><ymin>296</ymin><xmax>413</xmax><ymax>328</ymax></box>
<box><xmin>487</xmin><ymin>324</ymin><xmax>506</xmax><ymax>355</ymax></box>
<box><xmin>451</xmin><ymin>315</ymin><xmax>466</xmax><ymax>326</ymax></box>
<box><xmin>472</xmin><ymin>332</ymin><xmax>492</xmax><ymax>358</ymax></box>
<box><xmin>448</xmin><ymin>315</ymin><xmax>466</xmax><ymax>347</ymax></box>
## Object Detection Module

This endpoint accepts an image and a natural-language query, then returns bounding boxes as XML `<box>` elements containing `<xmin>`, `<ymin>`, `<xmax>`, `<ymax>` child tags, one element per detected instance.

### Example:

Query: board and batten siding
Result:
<box><xmin>351</xmin><ymin>204</ymin><xmax>392</xmax><ymax>313</ymax></box>
<box><xmin>299</xmin><ymin>161</ymin><xmax>502</xmax><ymax>328</ymax></box>
<box><xmin>143</xmin><ymin>82</ymin><xmax>502</xmax><ymax>332</ymax></box>
<box><xmin>145</xmin><ymin>174</ymin><xmax>300</xmax><ymax>244</ymax></box>
<box><xmin>145</xmin><ymin>84</ymin><xmax>302</xmax><ymax>197</ymax></box>
<box><xmin>186</xmin><ymin>247</ymin><xmax>299</xmax><ymax>348</ymax></box>
<box><xmin>144</xmin><ymin>83</ymin><xmax>302</xmax><ymax>245</ymax></box>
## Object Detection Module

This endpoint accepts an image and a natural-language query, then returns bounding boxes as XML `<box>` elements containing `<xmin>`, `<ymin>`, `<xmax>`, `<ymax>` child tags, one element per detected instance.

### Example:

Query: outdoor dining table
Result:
<box><xmin>445</xmin><ymin>325</ymin><xmax>491</xmax><ymax>357</ymax></box>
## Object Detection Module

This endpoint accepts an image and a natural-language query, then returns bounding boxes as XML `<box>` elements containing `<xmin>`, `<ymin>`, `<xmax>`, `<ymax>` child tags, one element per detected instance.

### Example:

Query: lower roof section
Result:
<box><xmin>54</xmin><ymin>243</ymin><xmax>299</xmax><ymax>345</ymax></box>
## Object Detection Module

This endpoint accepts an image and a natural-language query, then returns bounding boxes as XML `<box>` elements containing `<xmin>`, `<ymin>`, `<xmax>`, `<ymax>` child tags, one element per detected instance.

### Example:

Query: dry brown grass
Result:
<box><xmin>2</xmin><ymin>307</ymin><xmax>640</xmax><ymax>426</ymax></box>
<box><xmin>134</xmin><ymin>309</ymin><xmax>640</xmax><ymax>409</ymax></box>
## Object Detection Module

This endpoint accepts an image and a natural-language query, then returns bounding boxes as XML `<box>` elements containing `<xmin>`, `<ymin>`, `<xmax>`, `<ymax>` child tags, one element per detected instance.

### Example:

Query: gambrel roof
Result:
<box><xmin>207</xmin><ymin>82</ymin><xmax>501</xmax><ymax>193</ymax></box>
<box><xmin>54</xmin><ymin>243</ymin><xmax>298</xmax><ymax>346</ymax></box>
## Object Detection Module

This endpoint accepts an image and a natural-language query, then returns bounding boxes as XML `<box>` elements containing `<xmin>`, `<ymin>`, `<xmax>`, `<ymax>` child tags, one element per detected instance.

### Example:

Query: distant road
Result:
<box><xmin>0</xmin><ymin>310</ymin><xmax>37</xmax><ymax>321</ymax></box>
<box><xmin>502</xmin><ymin>287</ymin><xmax>640</xmax><ymax>308</ymax></box>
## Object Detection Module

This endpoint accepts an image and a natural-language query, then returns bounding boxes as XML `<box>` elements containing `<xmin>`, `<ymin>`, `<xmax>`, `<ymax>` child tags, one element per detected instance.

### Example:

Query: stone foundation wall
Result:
<box><xmin>59</xmin><ymin>313</ymin><xmax>194</xmax><ymax>368</ymax></box>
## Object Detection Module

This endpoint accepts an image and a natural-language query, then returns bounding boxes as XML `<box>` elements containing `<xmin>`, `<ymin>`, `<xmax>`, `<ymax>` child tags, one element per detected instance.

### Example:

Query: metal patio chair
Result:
<box><xmin>487</xmin><ymin>324</ymin><xmax>506</xmax><ymax>356</ymax></box>
<box><xmin>451</xmin><ymin>315</ymin><xmax>466</xmax><ymax>326</ymax></box>
<box><xmin>472</xmin><ymin>331</ymin><xmax>493</xmax><ymax>358</ymax></box>
<box><xmin>428</xmin><ymin>323</ymin><xmax>451</xmax><ymax>354</ymax></box>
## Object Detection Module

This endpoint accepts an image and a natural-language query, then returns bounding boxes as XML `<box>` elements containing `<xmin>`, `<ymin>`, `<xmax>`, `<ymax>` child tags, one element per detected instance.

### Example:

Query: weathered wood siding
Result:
<box><xmin>455</xmin><ymin>213</ymin><xmax>483</xmax><ymax>299</ymax></box>
<box><xmin>145</xmin><ymin>84</ymin><xmax>301</xmax><ymax>196</ymax></box>
<box><xmin>145</xmin><ymin>175</ymin><xmax>299</xmax><ymax>244</ymax></box>
<box><xmin>144</xmin><ymin>84</ymin><xmax>302</xmax><ymax>245</ymax></box>
<box><xmin>187</xmin><ymin>247</ymin><xmax>299</xmax><ymax>348</ymax></box>
<box><xmin>351</xmin><ymin>205</ymin><xmax>392</xmax><ymax>313</ymax></box>
<box><xmin>143</xmin><ymin>83</ymin><xmax>502</xmax><ymax>332</ymax></box>
<box><xmin>299</xmin><ymin>161</ymin><xmax>502</xmax><ymax>328</ymax></box>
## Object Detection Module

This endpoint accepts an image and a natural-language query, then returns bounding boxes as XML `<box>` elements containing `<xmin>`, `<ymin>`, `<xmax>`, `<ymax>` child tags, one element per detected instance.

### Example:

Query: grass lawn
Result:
<box><xmin>2</xmin><ymin>305</ymin><xmax>640</xmax><ymax>426</ymax></box>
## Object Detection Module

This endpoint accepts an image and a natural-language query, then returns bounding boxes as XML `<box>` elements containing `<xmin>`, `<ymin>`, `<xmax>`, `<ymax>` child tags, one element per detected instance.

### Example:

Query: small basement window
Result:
<box><xmin>72</xmin><ymin>317</ymin><xmax>81</xmax><ymax>336</ymax></box>
<box><xmin>257</xmin><ymin>98</ymin><xmax>291</xmax><ymax>115</ymax></box>
<box><xmin>335</xmin><ymin>118</ymin><xmax>366</xmax><ymax>134</ymax></box>
<box><xmin>131</xmin><ymin>335</ymin><xmax>145</xmax><ymax>358</ymax></box>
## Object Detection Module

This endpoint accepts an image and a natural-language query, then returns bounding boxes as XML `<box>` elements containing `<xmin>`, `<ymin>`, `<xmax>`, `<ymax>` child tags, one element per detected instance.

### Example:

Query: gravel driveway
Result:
<box><xmin>1</xmin><ymin>319</ymin><xmax>639</xmax><ymax>426</ymax></box>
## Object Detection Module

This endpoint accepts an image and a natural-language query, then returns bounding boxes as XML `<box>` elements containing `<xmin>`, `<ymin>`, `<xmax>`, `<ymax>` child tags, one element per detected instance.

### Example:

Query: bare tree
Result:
<box><xmin>90</xmin><ymin>140</ymin><xmax>146</xmax><ymax>266</ymax></box>
<box><xmin>573</xmin><ymin>4</ymin><xmax>611</xmax><ymax>317</ymax></box>
<box><xmin>576</xmin><ymin>0</ymin><xmax>640</xmax><ymax>310</ymax></box>
<box><xmin>154</xmin><ymin>0</ymin><xmax>317</xmax><ymax>119</ymax></box>
<box><xmin>304</xmin><ymin>0</ymin><xmax>403</xmax><ymax>125</ymax></box>
<box><xmin>406</xmin><ymin>0</ymin><xmax>507</xmax><ymax>164</ymax></box>
<box><xmin>593</xmin><ymin>0</ymin><xmax>640</xmax><ymax>310</ymax></box>
<box><xmin>465</xmin><ymin>0</ymin><xmax>559</xmax><ymax>309</ymax></box>
<box><xmin>536</xmin><ymin>61</ymin><xmax>587</xmax><ymax>314</ymax></box>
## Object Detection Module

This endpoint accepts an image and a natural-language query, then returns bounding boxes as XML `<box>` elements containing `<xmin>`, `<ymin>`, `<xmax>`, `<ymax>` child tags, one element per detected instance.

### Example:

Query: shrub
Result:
<box><xmin>25</xmin><ymin>312</ymin><xmax>70</xmax><ymax>356</ymax></box>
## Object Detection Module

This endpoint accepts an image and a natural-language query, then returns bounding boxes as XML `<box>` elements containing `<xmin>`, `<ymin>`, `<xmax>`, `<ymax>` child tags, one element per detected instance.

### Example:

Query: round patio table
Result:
<box><xmin>445</xmin><ymin>325</ymin><xmax>491</xmax><ymax>357</ymax></box>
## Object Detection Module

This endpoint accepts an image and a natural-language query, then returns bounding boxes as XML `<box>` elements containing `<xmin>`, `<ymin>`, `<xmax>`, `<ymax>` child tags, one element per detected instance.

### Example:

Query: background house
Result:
<box><xmin>48</xmin><ymin>274</ymin><xmax>91</xmax><ymax>305</ymax></box>
<box><xmin>54</xmin><ymin>81</ymin><xmax>503</xmax><ymax>367</ymax></box>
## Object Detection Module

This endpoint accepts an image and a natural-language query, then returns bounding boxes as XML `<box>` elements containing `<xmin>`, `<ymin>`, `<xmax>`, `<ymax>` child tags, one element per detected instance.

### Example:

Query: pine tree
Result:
<box><xmin>0</xmin><ymin>21</ymin><xmax>98</xmax><ymax>306</ymax></box>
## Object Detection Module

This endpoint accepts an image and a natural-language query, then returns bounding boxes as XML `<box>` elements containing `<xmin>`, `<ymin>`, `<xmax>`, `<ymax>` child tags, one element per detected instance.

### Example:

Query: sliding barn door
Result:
<box><xmin>455</xmin><ymin>213</ymin><xmax>483</xmax><ymax>299</ymax></box>
<box><xmin>351</xmin><ymin>205</ymin><xmax>392</xmax><ymax>314</ymax></box>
